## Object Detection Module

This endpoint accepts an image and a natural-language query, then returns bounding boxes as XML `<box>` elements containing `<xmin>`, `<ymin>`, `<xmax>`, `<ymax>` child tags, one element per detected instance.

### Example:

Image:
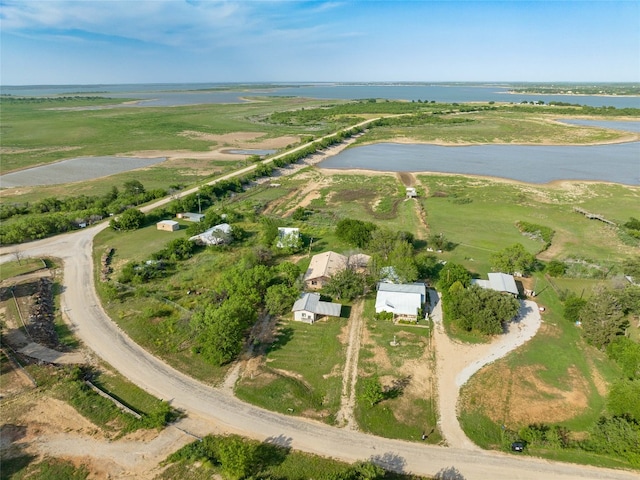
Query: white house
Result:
<box><xmin>375</xmin><ymin>282</ymin><xmax>426</xmax><ymax>321</ymax></box>
<box><xmin>277</xmin><ymin>227</ymin><xmax>301</xmax><ymax>249</ymax></box>
<box><xmin>291</xmin><ymin>293</ymin><xmax>342</xmax><ymax>324</ymax></box>
<box><xmin>189</xmin><ymin>223</ymin><xmax>232</xmax><ymax>246</ymax></box>
<box><xmin>471</xmin><ymin>272</ymin><xmax>519</xmax><ymax>296</ymax></box>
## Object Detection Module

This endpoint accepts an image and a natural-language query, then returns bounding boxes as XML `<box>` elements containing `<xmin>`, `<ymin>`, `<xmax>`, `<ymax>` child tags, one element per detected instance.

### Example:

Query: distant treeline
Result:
<box><xmin>509</xmin><ymin>84</ymin><xmax>640</xmax><ymax>96</ymax></box>
<box><xmin>267</xmin><ymin>100</ymin><xmax>640</xmax><ymax>127</ymax></box>
<box><xmin>0</xmin><ymin>95</ymin><xmax>111</xmax><ymax>104</ymax></box>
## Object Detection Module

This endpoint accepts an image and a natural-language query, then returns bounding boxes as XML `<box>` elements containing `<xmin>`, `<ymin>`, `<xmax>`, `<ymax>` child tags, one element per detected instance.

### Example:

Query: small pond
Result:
<box><xmin>0</xmin><ymin>156</ymin><xmax>166</xmax><ymax>188</ymax></box>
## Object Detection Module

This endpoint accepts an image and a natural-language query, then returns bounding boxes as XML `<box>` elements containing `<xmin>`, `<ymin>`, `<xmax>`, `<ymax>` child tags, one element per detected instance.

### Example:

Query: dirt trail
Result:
<box><xmin>335</xmin><ymin>299</ymin><xmax>365</xmax><ymax>429</ymax></box>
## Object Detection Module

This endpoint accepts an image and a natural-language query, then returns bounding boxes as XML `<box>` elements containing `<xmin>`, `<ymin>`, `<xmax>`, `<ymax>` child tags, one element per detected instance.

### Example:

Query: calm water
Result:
<box><xmin>318</xmin><ymin>142</ymin><xmax>640</xmax><ymax>185</ymax></box>
<box><xmin>2</xmin><ymin>83</ymin><xmax>639</xmax><ymax>109</ymax></box>
<box><xmin>559</xmin><ymin>119</ymin><xmax>640</xmax><ymax>132</ymax></box>
<box><xmin>0</xmin><ymin>156</ymin><xmax>166</xmax><ymax>188</ymax></box>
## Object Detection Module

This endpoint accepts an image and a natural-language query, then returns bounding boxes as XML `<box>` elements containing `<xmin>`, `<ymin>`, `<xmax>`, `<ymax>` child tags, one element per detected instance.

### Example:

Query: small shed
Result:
<box><xmin>177</xmin><ymin>212</ymin><xmax>205</xmax><ymax>223</ymax></box>
<box><xmin>292</xmin><ymin>293</ymin><xmax>342</xmax><ymax>324</ymax></box>
<box><xmin>471</xmin><ymin>272</ymin><xmax>519</xmax><ymax>296</ymax></box>
<box><xmin>157</xmin><ymin>220</ymin><xmax>179</xmax><ymax>232</ymax></box>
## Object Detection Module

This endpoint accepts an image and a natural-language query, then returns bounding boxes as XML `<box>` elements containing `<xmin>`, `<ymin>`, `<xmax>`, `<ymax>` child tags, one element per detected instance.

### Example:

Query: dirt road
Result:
<box><xmin>429</xmin><ymin>290</ymin><xmax>541</xmax><ymax>450</ymax></box>
<box><xmin>335</xmin><ymin>299</ymin><xmax>365</xmax><ymax>429</ymax></box>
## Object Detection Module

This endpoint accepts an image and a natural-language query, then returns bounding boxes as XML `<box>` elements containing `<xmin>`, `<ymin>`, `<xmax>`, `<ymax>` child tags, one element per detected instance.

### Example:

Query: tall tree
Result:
<box><xmin>580</xmin><ymin>288</ymin><xmax>627</xmax><ymax>349</ymax></box>
<box><xmin>490</xmin><ymin>243</ymin><xmax>536</xmax><ymax>275</ymax></box>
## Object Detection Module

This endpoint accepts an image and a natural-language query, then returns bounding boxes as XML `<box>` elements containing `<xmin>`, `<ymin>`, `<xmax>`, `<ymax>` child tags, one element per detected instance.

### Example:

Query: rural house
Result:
<box><xmin>177</xmin><ymin>212</ymin><xmax>205</xmax><ymax>222</ymax></box>
<box><xmin>291</xmin><ymin>292</ymin><xmax>342</xmax><ymax>324</ymax></box>
<box><xmin>156</xmin><ymin>220</ymin><xmax>179</xmax><ymax>232</ymax></box>
<box><xmin>472</xmin><ymin>272</ymin><xmax>519</xmax><ymax>296</ymax></box>
<box><xmin>188</xmin><ymin>223</ymin><xmax>232</xmax><ymax>246</ymax></box>
<box><xmin>375</xmin><ymin>282</ymin><xmax>426</xmax><ymax>321</ymax></box>
<box><xmin>303</xmin><ymin>251</ymin><xmax>348</xmax><ymax>289</ymax></box>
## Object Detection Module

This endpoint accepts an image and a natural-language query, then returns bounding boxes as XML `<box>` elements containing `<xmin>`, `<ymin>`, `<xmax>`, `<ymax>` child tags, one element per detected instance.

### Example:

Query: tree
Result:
<box><xmin>336</xmin><ymin>218</ymin><xmax>377</xmax><ymax>248</ymax></box>
<box><xmin>194</xmin><ymin>299</ymin><xmax>257</xmax><ymax>366</ymax></box>
<box><xmin>387</xmin><ymin>240</ymin><xmax>418</xmax><ymax>283</ymax></box>
<box><xmin>323</xmin><ymin>268</ymin><xmax>365</xmax><ymax>301</ymax></box>
<box><xmin>110</xmin><ymin>208</ymin><xmax>144</xmax><ymax>231</ymax></box>
<box><xmin>265</xmin><ymin>284</ymin><xmax>300</xmax><ymax>316</ymax></box>
<box><xmin>447</xmin><ymin>284</ymin><xmax>520</xmax><ymax>335</ymax></box>
<box><xmin>123</xmin><ymin>179</ymin><xmax>145</xmax><ymax>196</ymax></box>
<box><xmin>291</xmin><ymin>207</ymin><xmax>308</xmax><ymax>221</ymax></box>
<box><xmin>490</xmin><ymin>243</ymin><xmax>536</xmax><ymax>275</ymax></box>
<box><xmin>546</xmin><ymin>260</ymin><xmax>566</xmax><ymax>277</ymax></box>
<box><xmin>277</xmin><ymin>261</ymin><xmax>301</xmax><ymax>287</ymax></box>
<box><xmin>216</xmin><ymin>435</ymin><xmax>259</xmax><ymax>480</ymax></box>
<box><xmin>579</xmin><ymin>288</ymin><xmax>627</xmax><ymax>349</ymax></box>
<box><xmin>608</xmin><ymin>380</ymin><xmax>640</xmax><ymax>421</ymax></box>
<box><xmin>563</xmin><ymin>295</ymin><xmax>587</xmax><ymax>323</ymax></box>
<box><xmin>437</xmin><ymin>262</ymin><xmax>471</xmax><ymax>292</ymax></box>
<box><xmin>607</xmin><ymin>337</ymin><xmax>640</xmax><ymax>380</ymax></box>
<box><xmin>428</xmin><ymin>232</ymin><xmax>452</xmax><ymax>251</ymax></box>
<box><xmin>359</xmin><ymin>375</ymin><xmax>384</xmax><ymax>407</ymax></box>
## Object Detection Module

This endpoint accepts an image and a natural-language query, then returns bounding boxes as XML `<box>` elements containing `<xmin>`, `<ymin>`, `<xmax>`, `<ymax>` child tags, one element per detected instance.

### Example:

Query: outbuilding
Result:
<box><xmin>157</xmin><ymin>220</ymin><xmax>180</xmax><ymax>232</ymax></box>
<box><xmin>188</xmin><ymin>223</ymin><xmax>232</xmax><ymax>245</ymax></box>
<box><xmin>177</xmin><ymin>212</ymin><xmax>205</xmax><ymax>223</ymax></box>
<box><xmin>291</xmin><ymin>293</ymin><xmax>342</xmax><ymax>324</ymax></box>
<box><xmin>471</xmin><ymin>272</ymin><xmax>519</xmax><ymax>296</ymax></box>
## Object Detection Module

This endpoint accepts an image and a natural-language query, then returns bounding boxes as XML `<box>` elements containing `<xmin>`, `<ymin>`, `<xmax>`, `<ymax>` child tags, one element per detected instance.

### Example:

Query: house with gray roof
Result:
<box><xmin>188</xmin><ymin>223</ymin><xmax>232</xmax><ymax>246</ymax></box>
<box><xmin>177</xmin><ymin>212</ymin><xmax>205</xmax><ymax>222</ymax></box>
<box><xmin>471</xmin><ymin>272</ymin><xmax>519</xmax><ymax>296</ymax></box>
<box><xmin>375</xmin><ymin>282</ymin><xmax>426</xmax><ymax>321</ymax></box>
<box><xmin>291</xmin><ymin>293</ymin><xmax>342</xmax><ymax>324</ymax></box>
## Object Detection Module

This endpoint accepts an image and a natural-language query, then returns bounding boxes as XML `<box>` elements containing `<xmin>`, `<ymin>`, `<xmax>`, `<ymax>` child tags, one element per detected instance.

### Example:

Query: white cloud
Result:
<box><xmin>0</xmin><ymin>0</ymin><xmax>257</xmax><ymax>48</ymax></box>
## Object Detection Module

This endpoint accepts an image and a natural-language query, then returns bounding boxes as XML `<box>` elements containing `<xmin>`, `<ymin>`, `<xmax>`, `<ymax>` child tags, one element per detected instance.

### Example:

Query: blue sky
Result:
<box><xmin>1</xmin><ymin>1</ymin><xmax>638</xmax><ymax>85</ymax></box>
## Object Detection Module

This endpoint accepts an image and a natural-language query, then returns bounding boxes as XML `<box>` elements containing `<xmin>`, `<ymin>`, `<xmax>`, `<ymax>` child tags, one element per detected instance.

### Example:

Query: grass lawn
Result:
<box><xmin>418</xmin><ymin>175</ymin><xmax>639</xmax><ymax>276</ymax></box>
<box><xmin>235</xmin><ymin>315</ymin><xmax>347</xmax><ymax>423</ymax></box>
<box><xmin>458</xmin><ymin>271</ymin><xmax>632</xmax><ymax>469</ymax></box>
<box><xmin>0</xmin><ymin>258</ymin><xmax>47</xmax><ymax>281</ymax></box>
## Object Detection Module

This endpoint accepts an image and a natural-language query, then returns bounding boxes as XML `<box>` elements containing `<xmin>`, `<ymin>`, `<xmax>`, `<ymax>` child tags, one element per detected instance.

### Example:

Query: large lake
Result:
<box><xmin>3</xmin><ymin>83</ymin><xmax>639</xmax><ymax>109</ymax></box>
<box><xmin>319</xmin><ymin>142</ymin><xmax>640</xmax><ymax>185</ymax></box>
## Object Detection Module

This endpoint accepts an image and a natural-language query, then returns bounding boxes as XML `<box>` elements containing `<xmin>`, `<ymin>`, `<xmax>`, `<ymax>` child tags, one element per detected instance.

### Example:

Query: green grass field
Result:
<box><xmin>235</xmin><ymin>315</ymin><xmax>347</xmax><ymax>422</ymax></box>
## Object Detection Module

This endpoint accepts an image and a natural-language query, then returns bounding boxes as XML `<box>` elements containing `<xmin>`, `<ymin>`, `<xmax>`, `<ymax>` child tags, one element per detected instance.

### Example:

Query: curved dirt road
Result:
<box><xmin>1</xmin><ymin>226</ymin><xmax>637</xmax><ymax>480</ymax></box>
<box><xmin>430</xmin><ymin>290</ymin><xmax>541</xmax><ymax>450</ymax></box>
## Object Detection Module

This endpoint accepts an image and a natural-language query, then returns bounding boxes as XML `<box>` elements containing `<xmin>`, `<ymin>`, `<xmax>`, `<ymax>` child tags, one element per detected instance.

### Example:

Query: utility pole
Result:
<box><xmin>197</xmin><ymin>193</ymin><xmax>201</xmax><ymax>214</ymax></box>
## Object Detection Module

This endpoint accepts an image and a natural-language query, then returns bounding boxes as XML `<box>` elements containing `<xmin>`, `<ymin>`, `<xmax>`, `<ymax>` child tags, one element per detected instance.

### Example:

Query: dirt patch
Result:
<box><xmin>460</xmin><ymin>362</ymin><xmax>591</xmax><ymax>427</ymax></box>
<box><xmin>398</xmin><ymin>172</ymin><xmax>416</xmax><ymax>187</ymax></box>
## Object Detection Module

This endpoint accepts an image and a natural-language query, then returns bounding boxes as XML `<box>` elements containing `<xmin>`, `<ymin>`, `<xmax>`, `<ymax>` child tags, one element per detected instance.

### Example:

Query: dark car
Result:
<box><xmin>511</xmin><ymin>441</ymin><xmax>525</xmax><ymax>452</ymax></box>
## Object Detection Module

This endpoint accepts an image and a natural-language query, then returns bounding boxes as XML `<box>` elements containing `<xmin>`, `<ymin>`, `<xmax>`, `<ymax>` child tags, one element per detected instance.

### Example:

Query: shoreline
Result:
<box><xmin>316</xmin><ymin>166</ymin><xmax>639</xmax><ymax>188</ymax></box>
